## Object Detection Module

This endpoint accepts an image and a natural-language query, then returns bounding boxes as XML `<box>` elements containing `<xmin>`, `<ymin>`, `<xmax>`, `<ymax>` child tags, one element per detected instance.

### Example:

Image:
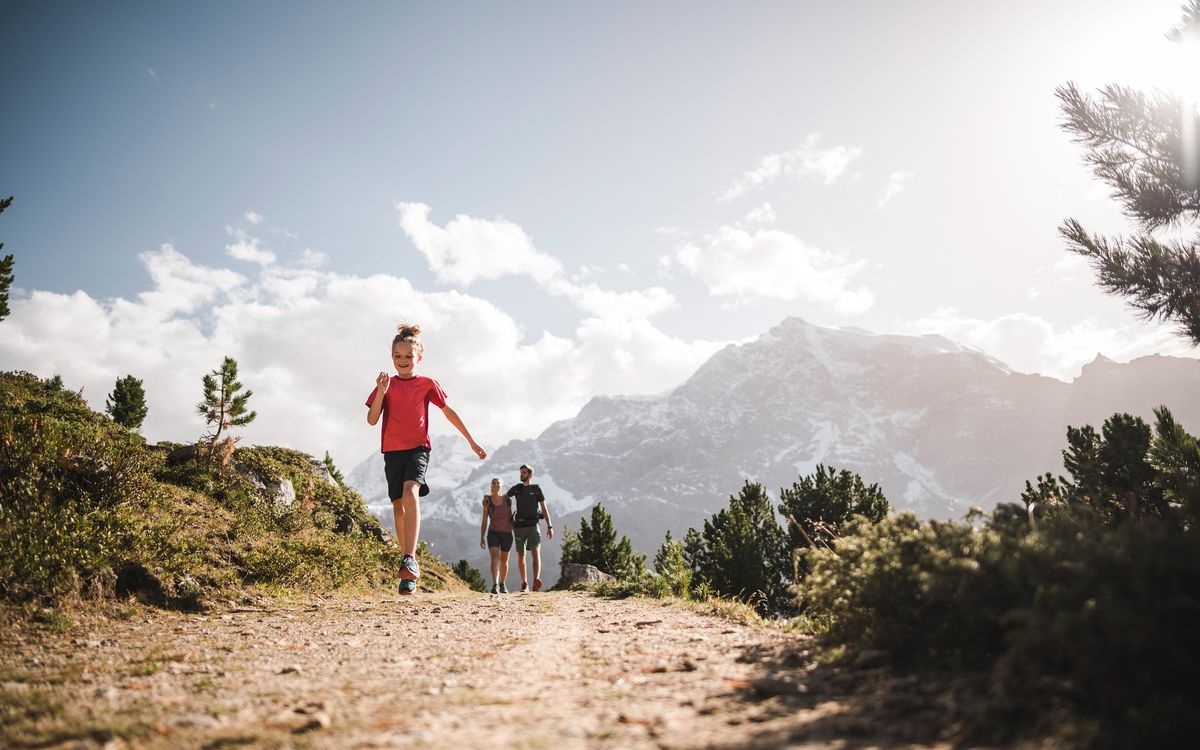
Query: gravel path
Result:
<box><xmin>1</xmin><ymin>591</ymin><xmax>955</xmax><ymax>749</ymax></box>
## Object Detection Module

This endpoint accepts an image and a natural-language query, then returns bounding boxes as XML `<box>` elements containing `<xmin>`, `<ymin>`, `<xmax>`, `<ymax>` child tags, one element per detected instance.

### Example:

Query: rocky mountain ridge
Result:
<box><xmin>348</xmin><ymin>318</ymin><xmax>1200</xmax><ymax>583</ymax></box>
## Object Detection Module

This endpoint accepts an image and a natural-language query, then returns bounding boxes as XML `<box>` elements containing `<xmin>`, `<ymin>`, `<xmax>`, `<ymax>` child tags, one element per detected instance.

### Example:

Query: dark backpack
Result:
<box><xmin>511</xmin><ymin>484</ymin><xmax>544</xmax><ymax>525</ymax></box>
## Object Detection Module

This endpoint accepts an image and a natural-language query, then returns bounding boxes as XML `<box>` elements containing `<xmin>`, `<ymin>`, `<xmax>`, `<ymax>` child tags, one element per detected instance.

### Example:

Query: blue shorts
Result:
<box><xmin>383</xmin><ymin>447</ymin><xmax>431</xmax><ymax>500</ymax></box>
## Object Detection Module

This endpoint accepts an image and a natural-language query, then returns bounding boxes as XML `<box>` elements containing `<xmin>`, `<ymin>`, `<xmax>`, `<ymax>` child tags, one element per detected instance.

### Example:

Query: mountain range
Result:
<box><xmin>347</xmin><ymin>318</ymin><xmax>1200</xmax><ymax>586</ymax></box>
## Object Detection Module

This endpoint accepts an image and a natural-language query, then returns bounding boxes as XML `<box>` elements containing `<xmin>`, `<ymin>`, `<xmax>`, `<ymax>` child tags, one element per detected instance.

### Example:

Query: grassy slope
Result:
<box><xmin>0</xmin><ymin>371</ymin><xmax>467</xmax><ymax>612</ymax></box>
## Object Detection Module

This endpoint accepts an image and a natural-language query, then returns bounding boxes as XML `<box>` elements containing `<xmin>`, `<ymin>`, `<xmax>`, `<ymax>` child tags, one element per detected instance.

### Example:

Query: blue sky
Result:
<box><xmin>2</xmin><ymin>0</ymin><xmax>1196</xmax><ymax>465</ymax></box>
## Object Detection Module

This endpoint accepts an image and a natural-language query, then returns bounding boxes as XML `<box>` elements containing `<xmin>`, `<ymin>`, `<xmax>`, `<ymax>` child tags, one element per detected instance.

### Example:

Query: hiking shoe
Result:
<box><xmin>520</xmin><ymin>582</ymin><xmax>528</xmax><ymax>592</ymax></box>
<box><xmin>399</xmin><ymin>555</ymin><xmax>420</xmax><ymax>581</ymax></box>
<box><xmin>490</xmin><ymin>583</ymin><xmax>499</xmax><ymax>595</ymax></box>
<box><xmin>499</xmin><ymin>583</ymin><xmax>508</xmax><ymax>594</ymax></box>
<box><xmin>533</xmin><ymin>578</ymin><xmax>543</xmax><ymax>592</ymax></box>
<box><xmin>398</xmin><ymin>579</ymin><xmax>416</xmax><ymax>596</ymax></box>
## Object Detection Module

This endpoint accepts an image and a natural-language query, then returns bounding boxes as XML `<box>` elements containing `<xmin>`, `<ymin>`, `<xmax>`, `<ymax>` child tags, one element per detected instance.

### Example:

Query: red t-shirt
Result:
<box><xmin>365</xmin><ymin>375</ymin><xmax>448</xmax><ymax>452</ymax></box>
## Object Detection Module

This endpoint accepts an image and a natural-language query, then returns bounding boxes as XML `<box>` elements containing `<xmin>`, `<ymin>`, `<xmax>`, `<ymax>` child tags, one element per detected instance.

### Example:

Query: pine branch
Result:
<box><xmin>1060</xmin><ymin>219</ymin><xmax>1200</xmax><ymax>344</ymax></box>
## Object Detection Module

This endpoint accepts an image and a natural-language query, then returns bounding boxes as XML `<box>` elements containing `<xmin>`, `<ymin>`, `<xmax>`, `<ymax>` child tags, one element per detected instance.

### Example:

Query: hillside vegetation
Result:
<box><xmin>0</xmin><ymin>371</ymin><xmax>466</xmax><ymax>611</ymax></box>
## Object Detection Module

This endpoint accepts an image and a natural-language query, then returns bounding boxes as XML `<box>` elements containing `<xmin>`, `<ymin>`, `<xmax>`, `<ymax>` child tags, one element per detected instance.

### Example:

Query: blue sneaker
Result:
<box><xmin>399</xmin><ymin>554</ymin><xmax>420</xmax><ymax>581</ymax></box>
<box><xmin>498</xmin><ymin>583</ymin><xmax>508</xmax><ymax>594</ymax></box>
<box><xmin>398</xmin><ymin>579</ymin><xmax>416</xmax><ymax>596</ymax></box>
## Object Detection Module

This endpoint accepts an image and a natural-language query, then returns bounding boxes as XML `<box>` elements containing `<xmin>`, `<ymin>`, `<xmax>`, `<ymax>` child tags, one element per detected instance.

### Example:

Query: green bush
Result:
<box><xmin>801</xmin><ymin>507</ymin><xmax>1200</xmax><ymax>745</ymax></box>
<box><xmin>0</xmin><ymin>373</ymin><xmax>164</xmax><ymax>602</ymax></box>
<box><xmin>452</xmin><ymin>559</ymin><xmax>487</xmax><ymax>591</ymax></box>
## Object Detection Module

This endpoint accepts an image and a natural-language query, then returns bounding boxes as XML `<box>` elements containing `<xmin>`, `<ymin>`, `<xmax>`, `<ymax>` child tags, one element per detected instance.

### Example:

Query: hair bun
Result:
<box><xmin>396</xmin><ymin>323</ymin><xmax>423</xmax><ymax>338</ymax></box>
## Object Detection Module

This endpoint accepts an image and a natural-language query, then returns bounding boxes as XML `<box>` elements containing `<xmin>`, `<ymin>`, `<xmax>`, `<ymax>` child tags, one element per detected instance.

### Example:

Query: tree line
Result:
<box><xmin>559</xmin><ymin>463</ymin><xmax>889</xmax><ymax>616</ymax></box>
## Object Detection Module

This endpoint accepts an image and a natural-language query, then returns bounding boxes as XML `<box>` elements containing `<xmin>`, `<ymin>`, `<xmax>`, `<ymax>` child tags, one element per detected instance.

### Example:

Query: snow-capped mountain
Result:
<box><xmin>347</xmin><ymin>318</ymin><xmax>1200</xmax><ymax>584</ymax></box>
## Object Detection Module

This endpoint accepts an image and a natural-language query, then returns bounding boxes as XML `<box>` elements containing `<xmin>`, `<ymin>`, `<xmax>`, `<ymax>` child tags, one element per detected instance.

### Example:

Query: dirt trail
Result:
<box><xmin>2</xmin><ymin>592</ymin><xmax>956</xmax><ymax>749</ymax></box>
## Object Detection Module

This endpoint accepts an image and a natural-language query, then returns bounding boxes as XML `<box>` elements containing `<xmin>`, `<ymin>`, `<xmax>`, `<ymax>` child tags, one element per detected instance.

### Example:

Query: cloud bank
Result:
<box><xmin>0</xmin><ymin>226</ymin><xmax>722</xmax><ymax>469</ymax></box>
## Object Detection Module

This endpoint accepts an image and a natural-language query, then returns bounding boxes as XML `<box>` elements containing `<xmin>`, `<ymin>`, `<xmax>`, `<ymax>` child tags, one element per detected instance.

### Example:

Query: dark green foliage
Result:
<box><xmin>323</xmin><ymin>450</ymin><xmax>346</xmax><ymax>487</ymax></box>
<box><xmin>777</xmin><ymin>464</ymin><xmax>889</xmax><ymax>578</ymax></box>
<box><xmin>803</xmin><ymin>509</ymin><xmax>1200</xmax><ymax>747</ymax></box>
<box><xmin>1097</xmin><ymin>413</ymin><xmax>1162</xmax><ymax>520</ymax></box>
<box><xmin>197</xmin><ymin>356</ymin><xmax>256</xmax><ymax>443</ymax></box>
<box><xmin>452</xmin><ymin>559</ymin><xmax>487</xmax><ymax>592</ymax></box>
<box><xmin>0</xmin><ymin>195</ymin><xmax>12</xmax><ymax>322</ymax></box>
<box><xmin>688</xmin><ymin>481</ymin><xmax>789</xmax><ymax>615</ymax></box>
<box><xmin>801</xmin><ymin>406</ymin><xmax>1200</xmax><ymax>746</ymax></box>
<box><xmin>105</xmin><ymin>375</ymin><xmax>148</xmax><ymax>432</ymax></box>
<box><xmin>0</xmin><ymin>255</ymin><xmax>11</xmax><ymax>323</ymax></box>
<box><xmin>1057</xmin><ymin>5</ymin><xmax>1200</xmax><ymax>345</ymax></box>
<box><xmin>1027</xmin><ymin>411</ymin><xmax>1181</xmax><ymax>525</ymax></box>
<box><xmin>651</xmin><ymin>530</ymin><xmax>691</xmax><ymax>597</ymax></box>
<box><xmin>559</xmin><ymin>503</ymin><xmax>645</xmax><ymax>580</ymax></box>
<box><xmin>1148</xmin><ymin>405</ymin><xmax>1200</xmax><ymax>518</ymax></box>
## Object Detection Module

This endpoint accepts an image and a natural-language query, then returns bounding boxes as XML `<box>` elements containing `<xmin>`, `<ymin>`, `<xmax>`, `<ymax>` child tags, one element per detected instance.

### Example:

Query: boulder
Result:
<box><xmin>266</xmin><ymin>478</ymin><xmax>296</xmax><ymax>508</ymax></box>
<box><xmin>558</xmin><ymin>563</ymin><xmax>616</xmax><ymax>588</ymax></box>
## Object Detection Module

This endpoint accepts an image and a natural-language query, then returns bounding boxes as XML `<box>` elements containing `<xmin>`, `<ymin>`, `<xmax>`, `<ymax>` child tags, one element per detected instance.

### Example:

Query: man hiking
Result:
<box><xmin>506</xmin><ymin>464</ymin><xmax>554</xmax><ymax>592</ymax></box>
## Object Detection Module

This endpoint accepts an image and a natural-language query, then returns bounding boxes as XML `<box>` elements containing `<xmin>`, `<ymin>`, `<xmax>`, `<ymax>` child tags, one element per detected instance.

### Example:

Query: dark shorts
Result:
<box><xmin>383</xmin><ymin>447</ymin><xmax>431</xmax><ymax>500</ymax></box>
<box><xmin>487</xmin><ymin>530</ymin><xmax>513</xmax><ymax>552</ymax></box>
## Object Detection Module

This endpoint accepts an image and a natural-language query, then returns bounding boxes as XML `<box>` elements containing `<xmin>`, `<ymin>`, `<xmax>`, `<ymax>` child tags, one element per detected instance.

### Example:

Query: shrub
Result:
<box><xmin>801</xmin><ymin>507</ymin><xmax>1200</xmax><ymax>745</ymax></box>
<box><xmin>452</xmin><ymin>559</ymin><xmax>487</xmax><ymax>591</ymax></box>
<box><xmin>0</xmin><ymin>373</ymin><xmax>164</xmax><ymax>602</ymax></box>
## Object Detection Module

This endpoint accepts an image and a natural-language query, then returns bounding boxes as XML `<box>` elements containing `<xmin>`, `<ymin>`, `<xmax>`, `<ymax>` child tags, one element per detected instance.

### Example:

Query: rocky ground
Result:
<box><xmin>1</xmin><ymin>590</ymin><xmax>1022</xmax><ymax>749</ymax></box>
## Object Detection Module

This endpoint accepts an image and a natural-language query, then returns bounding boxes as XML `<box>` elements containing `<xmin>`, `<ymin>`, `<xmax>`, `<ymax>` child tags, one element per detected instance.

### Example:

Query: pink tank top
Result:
<box><xmin>486</xmin><ymin>495</ymin><xmax>513</xmax><ymax>533</ymax></box>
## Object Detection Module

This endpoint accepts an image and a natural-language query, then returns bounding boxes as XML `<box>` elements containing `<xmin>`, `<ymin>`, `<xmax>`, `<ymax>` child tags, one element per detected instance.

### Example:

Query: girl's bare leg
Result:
<box><xmin>399</xmin><ymin>480</ymin><xmax>421</xmax><ymax>556</ymax></box>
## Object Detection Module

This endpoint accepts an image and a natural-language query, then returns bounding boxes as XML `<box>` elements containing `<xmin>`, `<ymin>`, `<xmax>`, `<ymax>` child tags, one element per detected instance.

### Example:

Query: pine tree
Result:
<box><xmin>1099</xmin><ymin>413</ymin><xmax>1161</xmax><ymax>520</ymax></box>
<box><xmin>1057</xmin><ymin>3</ymin><xmax>1200</xmax><ymax>345</ymax></box>
<box><xmin>323</xmin><ymin>451</ymin><xmax>346</xmax><ymax>487</ymax></box>
<box><xmin>196</xmin><ymin>356</ymin><xmax>257</xmax><ymax>444</ymax></box>
<box><xmin>105</xmin><ymin>374</ymin><xmax>148</xmax><ymax>431</ymax></box>
<box><xmin>1148</xmin><ymin>405</ymin><xmax>1200</xmax><ymax>520</ymax></box>
<box><xmin>560</xmin><ymin>504</ymin><xmax>644</xmax><ymax>580</ymax></box>
<box><xmin>777</xmin><ymin>465</ymin><xmax>889</xmax><ymax>578</ymax></box>
<box><xmin>0</xmin><ymin>195</ymin><xmax>14</xmax><ymax>322</ymax></box>
<box><xmin>652</xmin><ymin>530</ymin><xmax>691</xmax><ymax>597</ymax></box>
<box><xmin>690</xmin><ymin>481</ymin><xmax>789</xmax><ymax>615</ymax></box>
<box><xmin>1054</xmin><ymin>414</ymin><xmax>1165</xmax><ymax>523</ymax></box>
<box><xmin>1061</xmin><ymin>424</ymin><xmax>1103</xmax><ymax>505</ymax></box>
<box><xmin>452</xmin><ymin>559</ymin><xmax>487</xmax><ymax>592</ymax></box>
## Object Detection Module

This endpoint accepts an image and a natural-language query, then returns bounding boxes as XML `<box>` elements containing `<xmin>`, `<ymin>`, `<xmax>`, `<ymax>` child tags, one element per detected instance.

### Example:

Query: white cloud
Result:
<box><xmin>744</xmin><ymin>203</ymin><xmax>776</xmax><ymax>224</ymax></box>
<box><xmin>397</xmin><ymin>202</ymin><xmax>563</xmax><ymax>286</ymax></box>
<box><xmin>546</xmin><ymin>280</ymin><xmax>676</xmax><ymax>320</ymax></box>
<box><xmin>719</xmin><ymin>135</ymin><xmax>862</xmax><ymax>201</ymax></box>
<box><xmin>0</xmin><ymin>243</ymin><xmax>722</xmax><ymax>471</ymax></box>
<box><xmin>671</xmin><ymin>226</ymin><xmax>874</xmax><ymax>314</ymax></box>
<box><xmin>244</xmin><ymin>211</ymin><xmax>263</xmax><ymax>225</ymax></box>
<box><xmin>877</xmin><ymin>171</ymin><xmax>914</xmax><ymax>208</ymax></box>
<box><xmin>398</xmin><ymin>203</ymin><xmax>676</xmax><ymax>320</ymax></box>
<box><xmin>226</xmin><ymin>235</ymin><xmax>277</xmax><ymax>266</ymax></box>
<box><xmin>903</xmin><ymin>308</ymin><xmax>1198</xmax><ymax>380</ymax></box>
<box><xmin>300</xmin><ymin>248</ymin><xmax>328</xmax><ymax>268</ymax></box>
<box><xmin>137</xmin><ymin>244</ymin><xmax>245</xmax><ymax>316</ymax></box>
